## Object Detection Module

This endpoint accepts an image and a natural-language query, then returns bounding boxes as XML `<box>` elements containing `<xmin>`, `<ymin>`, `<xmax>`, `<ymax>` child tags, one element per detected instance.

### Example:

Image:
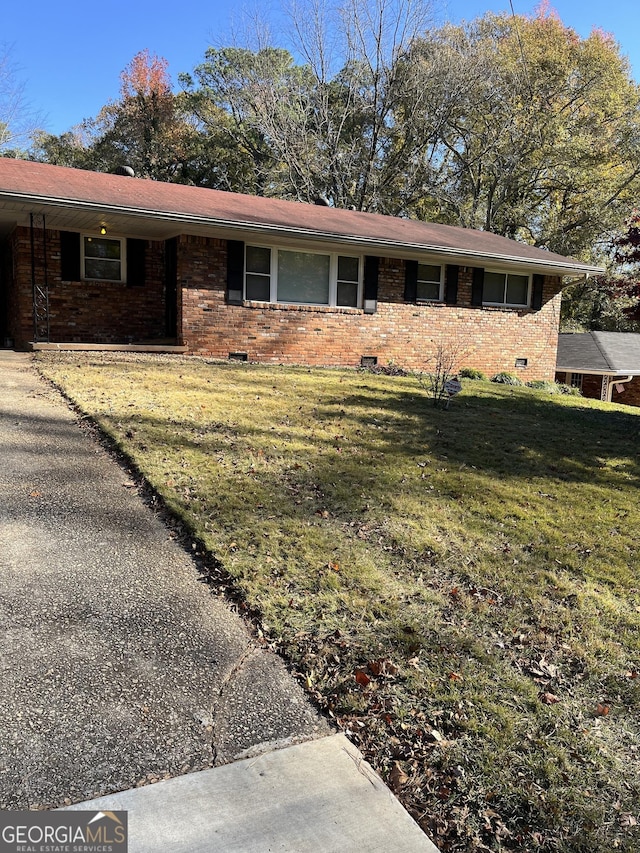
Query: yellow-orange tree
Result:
<box><xmin>403</xmin><ymin>8</ymin><xmax>640</xmax><ymax>257</ymax></box>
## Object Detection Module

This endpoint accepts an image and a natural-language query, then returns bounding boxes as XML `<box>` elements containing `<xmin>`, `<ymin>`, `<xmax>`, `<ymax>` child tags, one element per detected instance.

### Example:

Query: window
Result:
<box><xmin>245</xmin><ymin>245</ymin><xmax>271</xmax><ymax>301</ymax></box>
<box><xmin>337</xmin><ymin>256</ymin><xmax>360</xmax><ymax>307</ymax></box>
<box><xmin>278</xmin><ymin>250</ymin><xmax>330</xmax><ymax>304</ymax></box>
<box><xmin>484</xmin><ymin>271</ymin><xmax>530</xmax><ymax>306</ymax></box>
<box><xmin>244</xmin><ymin>246</ymin><xmax>361</xmax><ymax>307</ymax></box>
<box><xmin>82</xmin><ymin>236</ymin><xmax>125</xmax><ymax>282</ymax></box>
<box><xmin>416</xmin><ymin>263</ymin><xmax>443</xmax><ymax>301</ymax></box>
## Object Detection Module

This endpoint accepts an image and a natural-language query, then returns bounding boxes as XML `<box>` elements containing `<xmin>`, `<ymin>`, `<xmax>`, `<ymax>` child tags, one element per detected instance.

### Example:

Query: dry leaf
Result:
<box><xmin>389</xmin><ymin>761</ymin><xmax>408</xmax><ymax>791</ymax></box>
<box><xmin>539</xmin><ymin>691</ymin><xmax>560</xmax><ymax>704</ymax></box>
<box><xmin>355</xmin><ymin>669</ymin><xmax>370</xmax><ymax>687</ymax></box>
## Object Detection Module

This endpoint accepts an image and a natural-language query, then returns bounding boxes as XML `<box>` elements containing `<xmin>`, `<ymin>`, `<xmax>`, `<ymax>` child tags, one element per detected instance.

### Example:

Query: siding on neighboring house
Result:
<box><xmin>613</xmin><ymin>378</ymin><xmax>640</xmax><ymax>406</ymax></box>
<box><xmin>556</xmin><ymin>371</ymin><xmax>640</xmax><ymax>407</ymax></box>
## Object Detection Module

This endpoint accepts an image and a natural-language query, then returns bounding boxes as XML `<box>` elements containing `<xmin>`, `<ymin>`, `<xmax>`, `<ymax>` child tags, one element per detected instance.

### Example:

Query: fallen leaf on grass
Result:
<box><xmin>595</xmin><ymin>703</ymin><xmax>610</xmax><ymax>716</ymax></box>
<box><xmin>355</xmin><ymin>669</ymin><xmax>371</xmax><ymax>687</ymax></box>
<box><xmin>539</xmin><ymin>691</ymin><xmax>560</xmax><ymax>704</ymax></box>
<box><xmin>368</xmin><ymin>658</ymin><xmax>399</xmax><ymax>677</ymax></box>
<box><xmin>619</xmin><ymin>813</ymin><xmax>638</xmax><ymax>828</ymax></box>
<box><xmin>389</xmin><ymin>761</ymin><xmax>409</xmax><ymax>791</ymax></box>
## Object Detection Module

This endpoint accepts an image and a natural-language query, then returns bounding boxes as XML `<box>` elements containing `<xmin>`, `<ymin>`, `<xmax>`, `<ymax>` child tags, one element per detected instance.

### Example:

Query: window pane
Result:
<box><xmin>483</xmin><ymin>271</ymin><xmax>505</xmax><ymax>303</ymax></box>
<box><xmin>338</xmin><ymin>256</ymin><xmax>359</xmax><ymax>282</ymax></box>
<box><xmin>277</xmin><ymin>250</ymin><xmax>330</xmax><ymax>304</ymax></box>
<box><xmin>84</xmin><ymin>237</ymin><xmax>121</xmax><ymax>260</ymax></box>
<box><xmin>85</xmin><ymin>258</ymin><xmax>121</xmax><ymax>280</ymax></box>
<box><xmin>337</xmin><ymin>281</ymin><xmax>358</xmax><ymax>307</ymax></box>
<box><xmin>246</xmin><ymin>274</ymin><xmax>270</xmax><ymax>301</ymax></box>
<box><xmin>246</xmin><ymin>245</ymin><xmax>271</xmax><ymax>275</ymax></box>
<box><xmin>416</xmin><ymin>281</ymin><xmax>440</xmax><ymax>300</ymax></box>
<box><xmin>417</xmin><ymin>263</ymin><xmax>441</xmax><ymax>283</ymax></box>
<box><xmin>506</xmin><ymin>274</ymin><xmax>529</xmax><ymax>305</ymax></box>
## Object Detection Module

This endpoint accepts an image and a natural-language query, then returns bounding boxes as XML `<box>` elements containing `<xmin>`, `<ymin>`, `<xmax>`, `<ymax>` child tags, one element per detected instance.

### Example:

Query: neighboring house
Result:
<box><xmin>556</xmin><ymin>331</ymin><xmax>640</xmax><ymax>406</ymax></box>
<box><xmin>0</xmin><ymin>158</ymin><xmax>602</xmax><ymax>377</ymax></box>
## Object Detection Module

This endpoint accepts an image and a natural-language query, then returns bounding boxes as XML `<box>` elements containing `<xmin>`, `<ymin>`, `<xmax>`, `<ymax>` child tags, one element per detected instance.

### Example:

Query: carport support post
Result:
<box><xmin>30</xmin><ymin>212</ymin><xmax>50</xmax><ymax>343</ymax></box>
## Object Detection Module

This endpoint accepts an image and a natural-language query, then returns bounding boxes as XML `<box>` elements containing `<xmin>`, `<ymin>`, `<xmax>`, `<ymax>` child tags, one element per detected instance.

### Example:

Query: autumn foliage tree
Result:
<box><xmin>562</xmin><ymin>211</ymin><xmax>640</xmax><ymax>331</ymax></box>
<box><xmin>89</xmin><ymin>49</ymin><xmax>201</xmax><ymax>180</ymax></box>
<box><xmin>33</xmin><ymin>50</ymin><xmax>201</xmax><ymax>181</ymax></box>
<box><xmin>32</xmin><ymin>4</ymin><xmax>640</xmax><ymax>271</ymax></box>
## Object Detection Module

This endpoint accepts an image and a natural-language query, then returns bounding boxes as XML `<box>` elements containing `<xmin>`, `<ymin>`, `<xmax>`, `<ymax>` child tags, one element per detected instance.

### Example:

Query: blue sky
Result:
<box><xmin>3</xmin><ymin>0</ymin><xmax>639</xmax><ymax>136</ymax></box>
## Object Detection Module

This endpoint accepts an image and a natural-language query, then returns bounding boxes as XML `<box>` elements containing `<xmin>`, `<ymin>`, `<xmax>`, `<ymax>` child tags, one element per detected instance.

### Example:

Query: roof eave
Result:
<box><xmin>556</xmin><ymin>365</ymin><xmax>640</xmax><ymax>375</ymax></box>
<box><xmin>0</xmin><ymin>189</ymin><xmax>604</xmax><ymax>276</ymax></box>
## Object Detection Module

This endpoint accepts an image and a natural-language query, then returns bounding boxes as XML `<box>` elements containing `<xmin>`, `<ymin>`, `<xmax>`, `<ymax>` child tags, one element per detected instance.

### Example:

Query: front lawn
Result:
<box><xmin>37</xmin><ymin>353</ymin><xmax>640</xmax><ymax>852</ymax></box>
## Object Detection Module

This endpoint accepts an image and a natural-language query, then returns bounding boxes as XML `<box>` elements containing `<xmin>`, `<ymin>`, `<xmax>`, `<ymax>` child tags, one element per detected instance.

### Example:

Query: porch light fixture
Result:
<box><xmin>100</xmin><ymin>225</ymin><xmax>107</xmax><ymax>235</ymax></box>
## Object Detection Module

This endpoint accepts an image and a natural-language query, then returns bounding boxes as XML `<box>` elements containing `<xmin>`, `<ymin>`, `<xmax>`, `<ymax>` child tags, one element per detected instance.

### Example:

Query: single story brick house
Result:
<box><xmin>556</xmin><ymin>331</ymin><xmax>640</xmax><ymax>406</ymax></box>
<box><xmin>0</xmin><ymin>158</ymin><xmax>601</xmax><ymax>377</ymax></box>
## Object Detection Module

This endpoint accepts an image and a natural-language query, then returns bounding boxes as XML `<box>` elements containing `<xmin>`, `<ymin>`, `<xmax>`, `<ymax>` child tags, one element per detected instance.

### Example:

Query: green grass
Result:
<box><xmin>36</xmin><ymin>353</ymin><xmax>640</xmax><ymax>852</ymax></box>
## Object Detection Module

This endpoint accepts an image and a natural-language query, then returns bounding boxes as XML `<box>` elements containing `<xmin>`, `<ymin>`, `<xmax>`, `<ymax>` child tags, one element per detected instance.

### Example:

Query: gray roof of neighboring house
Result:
<box><xmin>0</xmin><ymin>158</ymin><xmax>604</xmax><ymax>276</ymax></box>
<box><xmin>557</xmin><ymin>332</ymin><xmax>640</xmax><ymax>375</ymax></box>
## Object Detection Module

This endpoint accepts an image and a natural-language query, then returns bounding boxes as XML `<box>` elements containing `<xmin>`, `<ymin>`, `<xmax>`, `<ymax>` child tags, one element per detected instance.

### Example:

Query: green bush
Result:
<box><xmin>526</xmin><ymin>379</ymin><xmax>560</xmax><ymax>393</ymax></box>
<box><xmin>491</xmin><ymin>372</ymin><xmax>524</xmax><ymax>386</ymax></box>
<box><xmin>556</xmin><ymin>382</ymin><xmax>582</xmax><ymax>396</ymax></box>
<box><xmin>459</xmin><ymin>367</ymin><xmax>487</xmax><ymax>380</ymax></box>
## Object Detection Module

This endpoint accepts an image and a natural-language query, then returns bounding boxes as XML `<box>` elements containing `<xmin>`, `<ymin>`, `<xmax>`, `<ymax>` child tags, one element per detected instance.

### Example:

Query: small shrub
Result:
<box><xmin>459</xmin><ymin>367</ymin><xmax>487</xmax><ymax>380</ymax></box>
<box><xmin>527</xmin><ymin>379</ymin><xmax>560</xmax><ymax>394</ymax></box>
<box><xmin>556</xmin><ymin>382</ymin><xmax>582</xmax><ymax>396</ymax></box>
<box><xmin>491</xmin><ymin>372</ymin><xmax>524</xmax><ymax>386</ymax></box>
<box><xmin>366</xmin><ymin>363</ymin><xmax>409</xmax><ymax>377</ymax></box>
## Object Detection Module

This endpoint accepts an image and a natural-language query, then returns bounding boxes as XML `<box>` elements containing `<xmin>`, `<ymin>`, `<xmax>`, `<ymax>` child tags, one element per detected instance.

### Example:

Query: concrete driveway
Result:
<box><xmin>0</xmin><ymin>352</ymin><xmax>438</xmax><ymax>853</ymax></box>
<box><xmin>0</xmin><ymin>352</ymin><xmax>328</xmax><ymax>808</ymax></box>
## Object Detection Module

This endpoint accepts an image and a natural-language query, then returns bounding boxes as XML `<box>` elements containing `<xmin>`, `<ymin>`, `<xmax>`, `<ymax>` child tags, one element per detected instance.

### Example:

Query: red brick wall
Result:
<box><xmin>178</xmin><ymin>238</ymin><xmax>563</xmax><ymax>380</ymax></box>
<box><xmin>7</xmin><ymin>227</ymin><xmax>167</xmax><ymax>347</ymax></box>
<box><xmin>4</xmin><ymin>225</ymin><xmax>564</xmax><ymax>380</ymax></box>
<box><xmin>612</xmin><ymin>377</ymin><xmax>640</xmax><ymax>406</ymax></box>
<box><xmin>555</xmin><ymin>372</ymin><xmax>640</xmax><ymax>407</ymax></box>
<box><xmin>580</xmin><ymin>374</ymin><xmax>605</xmax><ymax>400</ymax></box>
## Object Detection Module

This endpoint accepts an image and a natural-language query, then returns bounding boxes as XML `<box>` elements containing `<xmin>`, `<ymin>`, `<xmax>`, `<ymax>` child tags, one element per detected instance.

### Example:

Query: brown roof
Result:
<box><xmin>0</xmin><ymin>158</ymin><xmax>602</xmax><ymax>275</ymax></box>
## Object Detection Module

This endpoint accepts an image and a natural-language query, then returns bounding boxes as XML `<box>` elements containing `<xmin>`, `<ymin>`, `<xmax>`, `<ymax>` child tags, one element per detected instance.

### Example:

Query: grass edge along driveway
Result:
<box><xmin>36</xmin><ymin>353</ymin><xmax>640</xmax><ymax>853</ymax></box>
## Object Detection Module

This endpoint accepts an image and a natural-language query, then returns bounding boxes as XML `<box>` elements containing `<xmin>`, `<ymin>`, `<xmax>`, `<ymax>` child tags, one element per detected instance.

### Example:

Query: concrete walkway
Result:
<box><xmin>63</xmin><ymin>733</ymin><xmax>438</xmax><ymax>852</ymax></box>
<box><xmin>0</xmin><ymin>351</ymin><xmax>437</xmax><ymax>851</ymax></box>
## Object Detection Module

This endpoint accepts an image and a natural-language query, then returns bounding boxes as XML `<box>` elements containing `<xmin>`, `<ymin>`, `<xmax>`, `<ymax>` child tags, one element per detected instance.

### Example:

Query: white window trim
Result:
<box><xmin>483</xmin><ymin>269</ymin><xmax>531</xmax><ymax>308</ymax></box>
<box><xmin>244</xmin><ymin>243</ymin><xmax>363</xmax><ymax>308</ymax></box>
<box><xmin>81</xmin><ymin>234</ymin><xmax>126</xmax><ymax>283</ymax></box>
<box><xmin>416</xmin><ymin>263</ymin><xmax>444</xmax><ymax>302</ymax></box>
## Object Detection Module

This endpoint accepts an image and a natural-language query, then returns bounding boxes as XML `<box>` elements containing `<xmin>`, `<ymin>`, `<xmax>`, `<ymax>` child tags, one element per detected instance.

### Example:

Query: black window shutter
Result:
<box><xmin>127</xmin><ymin>239</ymin><xmax>146</xmax><ymax>286</ymax></box>
<box><xmin>471</xmin><ymin>267</ymin><xmax>484</xmax><ymax>306</ymax></box>
<box><xmin>60</xmin><ymin>231</ymin><xmax>80</xmax><ymax>281</ymax></box>
<box><xmin>363</xmin><ymin>256</ymin><xmax>379</xmax><ymax>314</ymax></box>
<box><xmin>445</xmin><ymin>265</ymin><xmax>459</xmax><ymax>304</ymax></box>
<box><xmin>531</xmin><ymin>274</ymin><xmax>544</xmax><ymax>310</ymax></box>
<box><xmin>404</xmin><ymin>260</ymin><xmax>418</xmax><ymax>302</ymax></box>
<box><xmin>164</xmin><ymin>237</ymin><xmax>178</xmax><ymax>337</ymax></box>
<box><xmin>227</xmin><ymin>240</ymin><xmax>245</xmax><ymax>305</ymax></box>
